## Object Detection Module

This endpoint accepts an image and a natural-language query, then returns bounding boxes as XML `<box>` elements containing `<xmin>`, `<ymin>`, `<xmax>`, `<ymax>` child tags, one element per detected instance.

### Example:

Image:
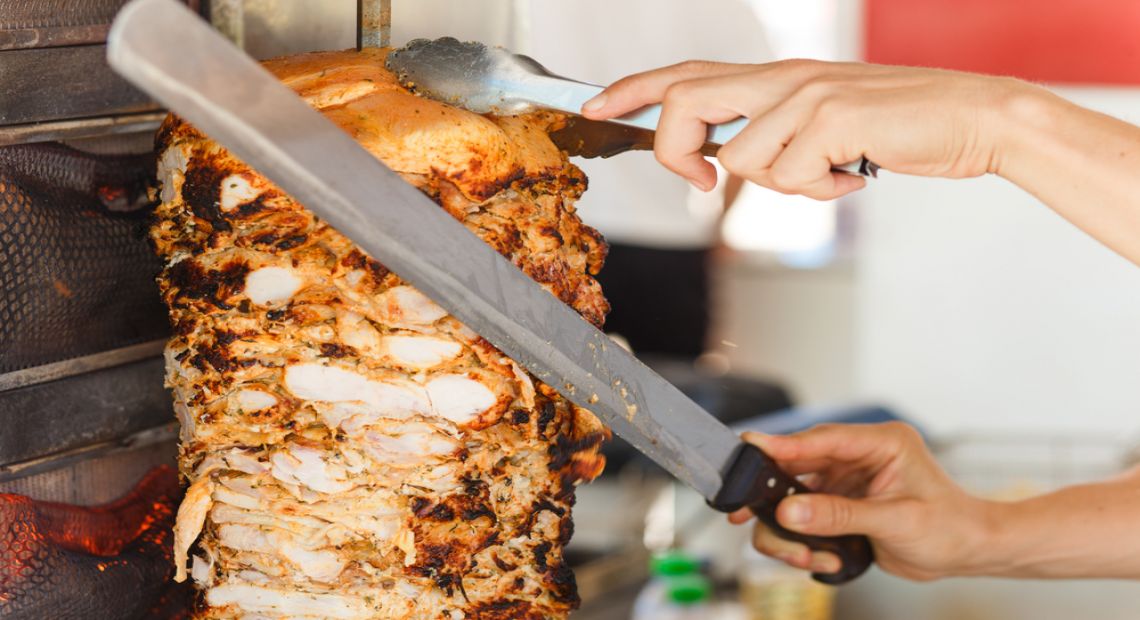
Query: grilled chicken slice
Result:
<box><xmin>152</xmin><ymin>48</ymin><xmax>609</xmax><ymax>619</ymax></box>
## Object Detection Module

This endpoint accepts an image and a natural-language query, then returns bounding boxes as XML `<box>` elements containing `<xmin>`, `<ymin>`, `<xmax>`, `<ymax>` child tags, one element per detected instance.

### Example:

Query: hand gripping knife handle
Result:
<box><xmin>710</xmin><ymin>443</ymin><xmax>875</xmax><ymax>584</ymax></box>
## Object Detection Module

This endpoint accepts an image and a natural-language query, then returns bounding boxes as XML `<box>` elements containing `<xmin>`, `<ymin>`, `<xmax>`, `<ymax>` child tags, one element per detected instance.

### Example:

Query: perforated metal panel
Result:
<box><xmin>0</xmin><ymin>143</ymin><xmax>168</xmax><ymax>375</ymax></box>
<box><xmin>0</xmin><ymin>0</ymin><xmax>203</xmax><ymax>51</ymax></box>
<box><xmin>0</xmin><ymin>433</ymin><xmax>176</xmax><ymax>504</ymax></box>
<box><xmin>0</xmin><ymin>0</ymin><xmax>128</xmax><ymax>49</ymax></box>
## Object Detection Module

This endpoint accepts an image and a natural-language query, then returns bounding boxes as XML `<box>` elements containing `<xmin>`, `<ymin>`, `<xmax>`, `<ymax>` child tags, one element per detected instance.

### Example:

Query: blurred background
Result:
<box><xmin>391</xmin><ymin>1</ymin><xmax>1140</xmax><ymax>617</ymax></box>
<box><xmin>3</xmin><ymin>0</ymin><xmax>1139</xmax><ymax>618</ymax></box>
<box><xmin>173</xmin><ymin>0</ymin><xmax>1140</xmax><ymax>617</ymax></box>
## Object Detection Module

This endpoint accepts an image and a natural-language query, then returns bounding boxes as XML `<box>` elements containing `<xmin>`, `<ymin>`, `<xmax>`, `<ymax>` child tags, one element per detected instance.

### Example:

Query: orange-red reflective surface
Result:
<box><xmin>866</xmin><ymin>0</ymin><xmax>1140</xmax><ymax>85</ymax></box>
<box><xmin>0</xmin><ymin>465</ymin><xmax>190</xmax><ymax>619</ymax></box>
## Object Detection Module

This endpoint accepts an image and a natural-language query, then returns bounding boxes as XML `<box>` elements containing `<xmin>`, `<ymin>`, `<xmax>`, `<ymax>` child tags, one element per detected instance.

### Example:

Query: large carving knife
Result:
<box><xmin>107</xmin><ymin>0</ymin><xmax>874</xmax><ymax>584</ymax></box>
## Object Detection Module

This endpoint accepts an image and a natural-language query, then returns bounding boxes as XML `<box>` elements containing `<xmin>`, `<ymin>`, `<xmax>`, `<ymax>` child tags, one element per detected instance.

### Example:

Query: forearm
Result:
<box><xmin>970</xmin><ymin>471</ymin><xmax>1140</xmax><ymax>579</ymax></box>
<box><xmin>993</xmin><ymin>84</ymin><xmax>1140</xmax><ymax>266</ymax></box>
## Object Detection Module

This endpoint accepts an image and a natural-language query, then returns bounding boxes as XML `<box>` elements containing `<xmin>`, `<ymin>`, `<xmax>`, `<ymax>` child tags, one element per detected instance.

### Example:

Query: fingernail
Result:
<box><xmin>742</xmin><ymin>431</ymin><xmax>771</xmax><ymax>446</ymax></box>
<box><xmin>783</xmin><ymin>499</ymin><xmax>811</xmax><ymax>526</ymax></box>
<box><xmin>689</xmin><ymin>178</ymin><xmax>713</xmax><ymax>192</ymax></box>
<box><xmin>581</xmin><ymin>94</ymin><xmax>607</xmax><ymax>113</ymax></box>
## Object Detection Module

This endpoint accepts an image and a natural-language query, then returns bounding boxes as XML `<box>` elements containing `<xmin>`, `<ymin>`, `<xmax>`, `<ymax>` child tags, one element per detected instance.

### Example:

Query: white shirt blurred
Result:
<box><xmin>393</xmin><ymin>0</ymin><xmax>771</xmax><ymax>248</ymax></box>
<box><xmin>522</xmin><ymin>0</ymin><xmax>771</xmax><ymax>248</ymax></box>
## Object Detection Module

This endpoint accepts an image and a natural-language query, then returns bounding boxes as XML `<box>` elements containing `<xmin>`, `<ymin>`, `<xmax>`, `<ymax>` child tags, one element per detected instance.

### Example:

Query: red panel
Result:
<box><xmin>865</xmin><ymin>0</ymin><xmax>1140</xmax><ymax>85</ymax></box>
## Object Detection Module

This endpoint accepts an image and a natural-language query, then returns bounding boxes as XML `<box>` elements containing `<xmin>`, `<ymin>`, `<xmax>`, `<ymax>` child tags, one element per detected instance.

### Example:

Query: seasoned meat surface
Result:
<box><xmin>153</xmin><ymin>48</ymin><xmax>608</xmax><ymax>619</ymax></box>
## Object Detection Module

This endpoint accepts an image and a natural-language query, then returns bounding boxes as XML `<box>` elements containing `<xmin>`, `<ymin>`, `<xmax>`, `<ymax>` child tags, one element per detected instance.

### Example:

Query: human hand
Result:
<box><xmin>732</xmin><ymin>423</ymin><xmax>995</xmax><ymax>581</ymax></box>
<box><xmin>581</xmin><ymin>60</ymin><xmax>1037</xmax><ymax>200</ymax></box>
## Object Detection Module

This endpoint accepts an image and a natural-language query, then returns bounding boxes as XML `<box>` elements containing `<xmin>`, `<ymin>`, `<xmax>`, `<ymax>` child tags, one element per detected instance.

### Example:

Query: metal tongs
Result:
<box><xmin>386</xmin><ymin>37</ymin><xmax>878</xmax><ymax>176</ymax></box>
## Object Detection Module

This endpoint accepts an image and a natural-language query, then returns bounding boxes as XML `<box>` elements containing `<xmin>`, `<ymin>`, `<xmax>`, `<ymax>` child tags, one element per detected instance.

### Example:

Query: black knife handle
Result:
<box><xmin>709</xmin><ymin>442</ymin><xmax>874</xmax><ymax>585</ymax></box>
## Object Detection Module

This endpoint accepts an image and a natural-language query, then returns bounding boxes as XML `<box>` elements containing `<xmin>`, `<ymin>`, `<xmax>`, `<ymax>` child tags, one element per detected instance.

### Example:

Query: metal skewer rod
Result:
<box><xmin>357</xmin><ymin>0</ymin><xmax>391</xmax><ymax>49</ymax></box>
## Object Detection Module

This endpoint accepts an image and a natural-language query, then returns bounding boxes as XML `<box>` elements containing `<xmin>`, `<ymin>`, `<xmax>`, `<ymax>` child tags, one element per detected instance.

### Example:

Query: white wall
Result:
<box><xmin>854</xmin><ymin>88</ymin><xmax>1140</xmax><ymax>436</ymax></box>
<box><xmin>712</xmin><ymin>260</ymin><xmax>857</xmax><ymax>404</ymax></box>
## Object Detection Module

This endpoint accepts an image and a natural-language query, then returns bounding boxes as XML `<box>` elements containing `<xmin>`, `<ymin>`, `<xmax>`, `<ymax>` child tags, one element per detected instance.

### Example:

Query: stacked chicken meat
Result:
<box><xmin>152</xmin><ymin>49</ymin><xmax>609</xmax><ymax>619</ymax></box>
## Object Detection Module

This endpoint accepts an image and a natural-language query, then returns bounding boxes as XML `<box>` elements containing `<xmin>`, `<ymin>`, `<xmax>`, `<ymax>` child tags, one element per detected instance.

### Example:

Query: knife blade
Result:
<box><xmin>386</xmin><ymin>37</ymin><xmax>879</xmax><ymax>176</ymax></box>
<box><xmin>107</xmin><ymin>0</ymin><xmax>873</xmax><ymax>584</ymax></box>
<box><xmin>548</xmin><ymin>115</ymin><xmax>721</xmax><ymax>160</ymax></box>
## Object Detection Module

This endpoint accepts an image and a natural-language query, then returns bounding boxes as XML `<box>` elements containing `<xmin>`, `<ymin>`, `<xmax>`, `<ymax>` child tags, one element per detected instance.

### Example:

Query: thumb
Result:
<box><xmin>777</xmin><ymin>493</ymin><xmax>896</xmax><ymax>538</ymax></box>
<box><xmin>741</xmin><ymin>431</ymin><xmax>799</xmax><ymax>460</ymax></box>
